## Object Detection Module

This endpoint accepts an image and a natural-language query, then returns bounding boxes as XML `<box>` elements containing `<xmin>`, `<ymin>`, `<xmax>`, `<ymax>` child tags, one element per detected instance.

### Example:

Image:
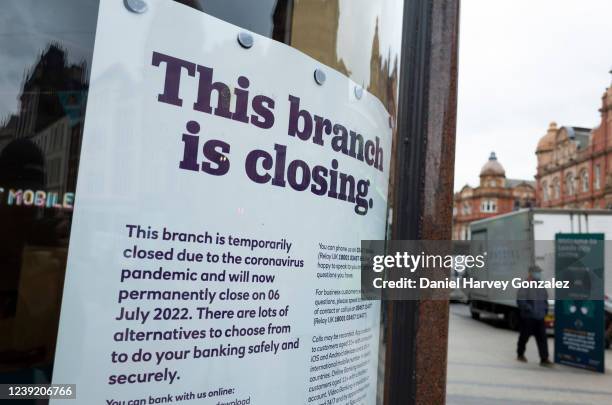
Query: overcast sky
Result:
<box><xmin>455</xmin><ymin>0</ymin><xmax>612</xmax><ymax>190</ymax></box>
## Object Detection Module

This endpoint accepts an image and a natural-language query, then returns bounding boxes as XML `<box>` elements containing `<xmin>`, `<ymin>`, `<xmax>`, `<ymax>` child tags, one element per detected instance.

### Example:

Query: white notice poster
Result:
<box><xmin>52</xmin><ymin>1</ymin><xmax>392</xmax><ymax>404</ymax></box>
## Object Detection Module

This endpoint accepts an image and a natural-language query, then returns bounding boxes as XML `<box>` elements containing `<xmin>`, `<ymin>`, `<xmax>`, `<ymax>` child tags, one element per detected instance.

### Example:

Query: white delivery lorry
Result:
<box><xmin>464</xmin><ymin>208</ymin><xmax>612</xmax><ymax>332</ymax></box>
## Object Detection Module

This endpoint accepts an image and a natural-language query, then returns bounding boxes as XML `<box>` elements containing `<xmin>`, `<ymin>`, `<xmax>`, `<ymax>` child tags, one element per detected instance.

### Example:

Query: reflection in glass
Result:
<box><xmin>0</xmin><ymin>0</ymin><xmax>97</xmax><ymax>390</ymax></box>
<box><xmin>178</xmin><ymin>0</ymin><xmax>402</xmax><ymax>116</ymax></box>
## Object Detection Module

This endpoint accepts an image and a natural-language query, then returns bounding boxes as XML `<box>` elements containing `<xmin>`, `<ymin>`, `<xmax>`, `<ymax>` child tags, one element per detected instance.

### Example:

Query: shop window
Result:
<box><xmin>0</xmin><ymin>0</ymin><xmax>407</xmax><ymax>396</ymax></box>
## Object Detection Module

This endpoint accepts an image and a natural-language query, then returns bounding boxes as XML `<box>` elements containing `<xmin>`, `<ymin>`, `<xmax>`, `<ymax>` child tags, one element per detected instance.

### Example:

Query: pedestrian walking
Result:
<box><xmin>516</xmin><ymin>268</ymin><xmax>553</xmax><ymax>367</ymax></box>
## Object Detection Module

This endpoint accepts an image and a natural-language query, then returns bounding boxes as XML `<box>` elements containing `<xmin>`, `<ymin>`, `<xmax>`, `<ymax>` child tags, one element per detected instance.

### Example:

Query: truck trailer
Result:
<box><xmin>464</xmin><ymin>208</ymin><xmax>612</xmax><ymax>331</ymax></box>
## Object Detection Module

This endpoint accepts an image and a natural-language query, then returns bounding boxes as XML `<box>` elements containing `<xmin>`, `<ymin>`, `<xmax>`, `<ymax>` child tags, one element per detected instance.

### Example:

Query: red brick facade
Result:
<box><xmin>535</xmin><ymin>82</ymin><xmax>612</xmax><ymax>209</ymax></box>
<box><xmin>452</xmin><ymin>152</ymin><xmax>535</xmax><ymax>240</ymax></box>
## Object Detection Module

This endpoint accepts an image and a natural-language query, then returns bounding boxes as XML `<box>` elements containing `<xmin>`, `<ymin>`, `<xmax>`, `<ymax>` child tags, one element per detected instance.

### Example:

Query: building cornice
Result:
<box><xmin>538</xmin><ymin>145</ymin><xmax>612</xmax><ymax>176</ymax></box>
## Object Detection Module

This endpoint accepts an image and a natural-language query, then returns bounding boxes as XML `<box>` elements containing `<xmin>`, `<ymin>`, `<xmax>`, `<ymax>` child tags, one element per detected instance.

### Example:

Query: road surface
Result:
<box><xmin>447</xmin><ymin>303</ymin><xmax>612</xmax><ymax>404</ymax></box>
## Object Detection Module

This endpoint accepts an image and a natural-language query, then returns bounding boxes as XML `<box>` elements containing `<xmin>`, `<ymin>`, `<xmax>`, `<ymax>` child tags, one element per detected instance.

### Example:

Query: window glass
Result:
<box><xmin>180</xmin><ymin>0</ymin><xmax>403</xmax><ymax>124</ymax></box>
<box><xmin>0</xmin><ymin>2</ymin><xmax>404</xmax><ymax>402</ymax></box>
<box><xmin>581</xmin><ymin>169</ymin><xmax>589</xmax><ymax>192</ymax></box>
<box><xmin>0</xmin><ymin>0</ymin><xmax>98</xmax><ymax>388</ymax></box>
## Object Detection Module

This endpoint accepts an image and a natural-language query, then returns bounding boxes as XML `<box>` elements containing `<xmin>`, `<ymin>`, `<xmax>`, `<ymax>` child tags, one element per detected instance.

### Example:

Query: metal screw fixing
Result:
<box><xmin>314</xmin><ymin>68</ymin><xmax>326</xmax><ymax>85</ymax></box>
<box><xmin>237</xmin><ymin>32</ymin><xmax>254</xmax><ymax>49</ymax></box>
<box><xmin>354</xmin><ymin>86</ymin><xmax>364</xmax><ymax>100</ymax></box>
<box><xmin>124</xmin><ymin>0</ymin><xmax>148</xmax><ymax>14</ymax></box>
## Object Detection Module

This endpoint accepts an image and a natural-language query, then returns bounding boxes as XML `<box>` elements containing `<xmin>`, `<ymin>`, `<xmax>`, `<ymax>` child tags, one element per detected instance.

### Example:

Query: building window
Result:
<box><xmin>480</xmin><ymin>199</ymin><xmax>497</xmax><ymax>213</ymax></box>
<box><xmin>553</xmin><ymin>177</ymin><xmax>560</xmax><ymax>199</ymax></box>
<box><xmin>594</xmin><ymin>165</ymin><xmax>601</xmax><ymax>190</ymax></box>
<box><xmin>565</xmin><ymin>172</ymin><xmax>575</xmax><ymax>196</ymax></box>
<box><xmin>462</xmin><ymin>202</ymin><xmax>471</xmax><ymax>215</ymax></box>
<box><xmin>580</xmin><ymin>169</ymin><xmax>589</xmax><ymax>192</ymax></box>
<box><xmin>542</xmin><ymin>180</ymin><xmax>549</xmax><ymax>201</ymax></box>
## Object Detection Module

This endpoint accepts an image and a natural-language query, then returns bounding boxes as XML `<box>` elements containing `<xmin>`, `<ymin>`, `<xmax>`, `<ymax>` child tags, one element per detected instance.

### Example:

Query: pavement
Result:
<box><xmin>446</xmin><ymin>303</ymin><xmax>612</xmax><ymax>404</ymax></box>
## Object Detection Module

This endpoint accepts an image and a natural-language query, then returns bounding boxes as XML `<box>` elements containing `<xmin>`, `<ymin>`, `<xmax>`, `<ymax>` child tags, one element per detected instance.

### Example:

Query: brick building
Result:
<box><xmin>535</xmin><ymin>78</ymin><xmax>612</xmax><ymax>208</ymax></box>
<box><xmin>452</xmin><ymin>152</ymin><xmax>535</xmax><ymax>240</ymax></box>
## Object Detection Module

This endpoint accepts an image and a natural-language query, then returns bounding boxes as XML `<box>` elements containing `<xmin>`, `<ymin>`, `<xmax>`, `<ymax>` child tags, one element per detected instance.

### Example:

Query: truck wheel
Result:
<box><xmin>470</xmin><ymin>303</ymin><xmax>480</xmax><ymax>320</ymax></box>
<box><xmin>506</xmin><ymin>310</ymin><xmax>520</xmax><ymax>331</ymax></box>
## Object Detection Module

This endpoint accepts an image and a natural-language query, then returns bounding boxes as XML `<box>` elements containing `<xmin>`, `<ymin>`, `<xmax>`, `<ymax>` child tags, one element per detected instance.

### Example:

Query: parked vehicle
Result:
<box><xmin>464</xmin><ymin>209</ymin><xmax>612</xmax><ymax>332</ymax></box>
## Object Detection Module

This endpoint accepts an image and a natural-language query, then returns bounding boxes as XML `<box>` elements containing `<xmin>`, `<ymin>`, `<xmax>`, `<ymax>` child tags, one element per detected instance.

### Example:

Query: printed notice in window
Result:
<box><xmin>51</xmin><ymin>0</ymin><xmax>392</xmax><ymax>404</ymax></box>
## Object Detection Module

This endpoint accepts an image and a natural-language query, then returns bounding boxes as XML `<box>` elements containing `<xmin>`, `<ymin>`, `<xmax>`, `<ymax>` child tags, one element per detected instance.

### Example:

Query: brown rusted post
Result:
<box><xmin>385</xmin><ymin>0</ymin><xmax>459</xmax><ymax>403</ymax></box>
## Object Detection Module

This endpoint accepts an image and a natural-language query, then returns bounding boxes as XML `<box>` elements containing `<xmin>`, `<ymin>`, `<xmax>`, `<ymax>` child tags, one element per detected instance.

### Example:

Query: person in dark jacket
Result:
<box><xmin>516</xmin><ymin>268</ymin><xmax>553</xmax><ymax>367</ymax></box>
